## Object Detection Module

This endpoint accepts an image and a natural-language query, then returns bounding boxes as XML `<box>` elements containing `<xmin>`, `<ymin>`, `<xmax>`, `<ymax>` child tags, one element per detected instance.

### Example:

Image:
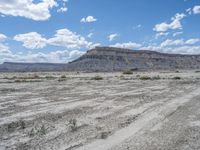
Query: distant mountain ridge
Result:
<box><xmin>1</xmin><ymin>47</ymin><xmax>200</xmax><ymax>72</ymax></box>
<box><xmin>0</xmin><ymin>62</ymin><xmax>68</xmax><ymax>72</ymax></box>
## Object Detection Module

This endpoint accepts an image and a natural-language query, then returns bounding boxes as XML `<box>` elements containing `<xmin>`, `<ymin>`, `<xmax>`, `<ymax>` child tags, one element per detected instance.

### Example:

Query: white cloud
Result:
<box><xmin>0</xmin><ymin>33</ymin><xmax>7</xmax><ymax>42</ymax></box>
<box><xmin>110</xmin><ymin>42</ymin><xmax>142</xmax><ymax>49</ymax></box>
<box><xmin>0</xmin><ymin>0</ymin><xmax>57</xmax><ymax>21</ymax></box>
<box><xmin>141</xmin><ymin>43</ymin><xmax>200</xmax><ymax>55</ymax></box>
<box><xmin>193</xmin><ymin>6</ymin><xmax>200</xmax><ymax>14</ymax></box>
<box><xmin>14</xmin><ymin>32</ymin><xmax>47</xmax><ymax>49</ymax></box>
<box><xmin>186</xmin><ymin>8</ymin><xmax>192</xmax><ymax>15</ymax></box>
<box><xmin>87</xmin><ymin>33</ymin><xmax>93</xmax><ymax>38</ymax></box>
<box><xmin>13</xmin><ymin>28</ymin><xmax>98</xmax><ymax>50</ymax></box>
<box><xmin>155</xmin><ymin>32</ymin><xmax>169</xmax><ymax>39</ymax></box>
<box><xmin>162</xmin><ymin>46</ymin><xmax>200</xmax><ymax>54</ymax></box>
<box><xmin>173</xmin><ymin>32</ymin><xmax>183</xmax><ymax>37</ymax></box>
<box><xmin>57</xmin><ymin>7</ymin><xmax>68</xmax><ymax>13</ymax></box>
<box><xmin>160</xmin><ymin>38</ymin><xmax>200</xmax><ymax>47</ymax></box>
<box><xmin>0</xmin><ymin>43</ymin><xmax>10</xmax><ymax>53</ymax></box>
<box><xmin>133</xmin><ymin>24</ymin><xmax>142</xmax><ymax>30</ymax></box>
<box><xmin>48</xmin><ymin>28</ymin><xmax>93</xmax><ymax>49</ymax></box>
<box><xmin>108</xmin><ymin>33</ymin><xmax>119</xmax><ymax>41</ymax></box>
<box><xmin>161</xmin><ymin>39</ymin><xmax>184</xmax><ymax>47</ymax></box>
<box><xmin>80</xmin><ymin>16</ymin><xmax>97</xmax><ymax>23</ymax></box>
<box><xmin>68</xmin><ymin>50</ymin><xmax>85</xmax><ymax>60</ymax></box>
<box><xmin>0</xmin><ymin>33</ymin><xmax>11</xmax><ymax>54</ymax></box>
<box><xmin>153</xmin><ymin>13</ymin><xmax>186</xmax><ymax>32</ymax></box>
<box><xmin>0</xmin><ymin>49</ymin><xmax>85</xmax><ymax>63</ymax></box>
<box><xmin>185</xmin><ymin>38</ymin><xmax>199</xmax><ymax>44</ymax></box>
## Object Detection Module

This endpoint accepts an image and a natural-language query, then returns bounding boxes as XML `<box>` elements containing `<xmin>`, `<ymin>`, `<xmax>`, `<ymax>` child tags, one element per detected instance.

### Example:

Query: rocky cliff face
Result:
<box><xmin>67</xmin><ymin>47</ymin><xmax>200</xmax><ymax>71</ymax></box>
<box><xmin>1</xmin><ymin>47</ymin><xmax>200</xmax><ymax>72</ymax></box>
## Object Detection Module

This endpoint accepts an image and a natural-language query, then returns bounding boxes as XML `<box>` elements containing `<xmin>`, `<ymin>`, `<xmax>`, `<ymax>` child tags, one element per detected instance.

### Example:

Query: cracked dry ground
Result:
<box><xmin>0</xmin><ymin>72</ymin><xmax>200</xmax><ymax>150</ymax></box>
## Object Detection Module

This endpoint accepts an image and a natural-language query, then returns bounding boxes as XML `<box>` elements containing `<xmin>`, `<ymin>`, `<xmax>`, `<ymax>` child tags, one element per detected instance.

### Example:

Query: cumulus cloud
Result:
<box><xmin>133</xmin><ymin>24</ymin><xmax>142</xmax><ymax>30</ymax></box>
<box><xmin>155</xmin><ymin>32</ymin><xmax>169</xmax><ymax>39</ymax></box>
<box><xmin>108</xmin><ymin>34</ymin><xmax>119</xmax><ymax>41</ymax></box>
<box><xmin>143</xmin><ymin>44</ymin><xmax>200</xmax><ymax>55</ymax></box>
<box><xmin>166</xmin><ymin>45</ymin><xmax>200</xmax><ymax>54</ymax></box>
<box><xmin>0</xmin><ymin>43</ymin><xmax>10</xmax><ymax>53</ymax></box>
<box><xmin>0</xmin><ymin>49</ymin><xmax>85</xmax><ymax>63</ymax></box>
<box><xmin>0</xmin><ymin>33</ymin><xmax>7</xmax><ymax>42</ymax></box>
<box><xmin>87</xmin><ymin>33</ymin><xmax>93</xmax><ymax>38</ymax></box>
<box><xmin>13</xmin><ymin>28</ymin><xmax>98</xmax><ymax>50</ymax></box>
<box><xmin>0</xmin><ymin>0</ymin><xmax>57</xmax><ymax>21</ymax></box>
<box><xmin>153</xmin><ymin>13</ymin><xmax>186</xmax><ymax>32</ymax></box>
<box><xmin>14</xmin><ymin>32</ymin><xmax>47</xmax><ymax>49</ymax></box>
<box><xmin>185</xmin><ymin>38</ymin><xmax>200</xmax><ymax>45</ymax></box>
<box><xmin>57</xmin><ymin>7</ymin><xmax>68</xmax><ymax>13</ymax></box>
<box><xmin>80</xmin><ymin>16</ymin><xmax>97</xmax><ymax>23</ymax></box>
<box><xmin>110</xmin><ymin>42</ymin><xmax>142</xmax><ymax>49</ymax></box>
<box><xmin>0</xmin><ymin>33</ymin><xmax>11</xmax><ymax>54</ymax></box>
<box><xmin>1</xmin><ymin>33</ymin><xmax>86</xmax><ymax>63</ymax></box>
<box><xmin>48</xmin><ymin>28</ymin><xmax>94</xmax><ymax>49</ymax></box>
<box><xmin>193</xmin><ymin>6</ymin><xmax>200</xmax><ymax>14</ymax></box>
<box><xmin>160</xmin><ymin>38</ymin><xmax>200</xmax><ymax>47</ymax></box>
<box><xmin>160</xmin><ymin>39</ymin><xmax>184</xmax><ymax>47</ymax></box>
<box><xmin>186</xmin><ymin>8</ymin><xmax>192</xmax><ymax>15</ymax></box>
<box><xmin>173</xmin><ymin>32</ymin><xmax>183</xmax><ymax>37</ymax></box>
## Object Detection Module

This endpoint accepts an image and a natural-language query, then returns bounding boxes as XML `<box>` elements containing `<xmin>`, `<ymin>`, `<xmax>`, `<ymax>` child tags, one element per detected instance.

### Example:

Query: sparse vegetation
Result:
<box><xmin>91</xmin><ymin>76</ymin><xmax>103</xmax><ymax>80</ymax></box>
<box><xmin>139</xmin><ymin>76</ymin><xmax>151</xmax><ymax>80</ymax></box>
<box><xmin>99</xmin><ymin>131</ymin><xmax>111</xmax><ymax>139</ymax></box>
<box><xmin>28</xmin><ymin>125</ymin><xmax>47</xmax><ymax>137</ymax></box>
<box><xmin>45</xmin><ymin>76</ymin><xmax>56</xmax><ymax>80</ymax></box>
<box><xmin>69</xmin><ymin>119</ymin><xmax>78</xmax><ymax>132</ymax></box>
<box><xmin>33</xmin><ymin>74</ymin><xmax>40</xmax><ymax>79</ymax></box>
<box><xmin>173</xmin><ymin>76</ymin><xmax>181</xmax><ymax>80</ymax></box>
<box><xmin>60</xmin><ymin>75</ymin><xmax>67</xmax><ymax>78</ymax></box>
<box><xmin>14</xmin><ymin>79</ymin><xmax>42</xmax><ymax>83</ymax></box>
<box><xmin>0</xmin><ymin>88</ymin><xmax>16</xmax><ymax>93</ymax></box>
<box><xmin>7</xmin><ymin>120</ymin><xmax>26</xmax><ymax>133</ymax></box>
<box><xmin>136</xmin><ymin>74</ymin><xmax>140</xmax><ymax>78</ymax></box>
<box><xmin>1</xmin><ymin>71</ymin><xmax>198</xmax><ymax>149</ymax></box>
<box><xmin>151</xmin><ymin>75</ymin><xmax>161</xmax><ymax>80</ymax></box>
<box><xmin>123</xmin><ymin>70</ymin><xmax>133</xmax><ymax>75</ymax></box>
<box><xmin>130</xmin><ymin>68</ymin><xmax>138</xmax><ymax>71</ymax></box>
<box><xmin>40</xmin><ymin>125</ymin><xmax>47</xmax><ymax>135</ymax></box>
<box><xmin>58</xmin><ymin>75</ymin><xmax>67</xmax><ymax>82</ymax></box>
<box><xmin>28</xmin><ymin>128</ymin><xmax>35</xmax><ymax>137</ymax></box>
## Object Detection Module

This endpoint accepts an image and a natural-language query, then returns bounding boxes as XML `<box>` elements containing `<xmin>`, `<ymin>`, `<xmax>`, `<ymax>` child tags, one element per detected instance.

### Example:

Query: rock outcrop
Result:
<box><xmin>67</xmin><ymin>47</ymin><xmax>200</xmax><ymax>71</ymax></box>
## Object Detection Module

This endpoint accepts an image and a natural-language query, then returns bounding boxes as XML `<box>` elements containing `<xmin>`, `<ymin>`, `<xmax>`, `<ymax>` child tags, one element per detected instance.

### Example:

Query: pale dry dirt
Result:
<box><xmin>0</xmin><ymin>71</ymin><xmax>200</xmax><ymax>150</ymax></box>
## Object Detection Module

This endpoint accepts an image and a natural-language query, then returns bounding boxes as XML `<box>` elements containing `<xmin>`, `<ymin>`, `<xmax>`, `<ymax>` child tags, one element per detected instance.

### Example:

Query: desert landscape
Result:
<box><xmin>1</xmin><ymin>0</ymin><xmax>200</xmax><ymax>150</ymax></box>
<box><xmin>1</xmin><ymin>71</ymin><xmax>200</xmax><ymax>150</ymax></box>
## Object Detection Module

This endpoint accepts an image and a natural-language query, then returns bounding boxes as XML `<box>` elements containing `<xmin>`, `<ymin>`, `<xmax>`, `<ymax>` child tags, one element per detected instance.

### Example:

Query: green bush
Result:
<box><xmin>123</xmin><ymin>70</ymin><xmax>133</xmax><ymax>75</ymax></box>
<box><xmin>91</xmin><ymin>76</ymin><xmax>103</xmax><ymax>80</ymax></box>
<box><xmin>60</xmin><ymin>75</ymin><xmax>67</xmax><ymax>78</ymax></box>
<box><xmin>139</xmin><ymin>76</ymin><xmax>151</xmax><ymax>80</ymax></box>
<box><xmin>45</xmin><ymin>76</ymin><xmax>55</xmax><ymax>79</ymax></box>
<box><xmin>28</xmin><ymin>125</ymin><xmax>47</xmax><ymax>137</ymax></box>
<box><xmin>151</xmin><ymin>76</ymin><xmax>161</xmax><ymax>80</ymax></box>
<box><xmin>173</xmin><ymin>76</ymin><xmax>181</xmax><ymax>80</ymax></box>
<box><xmin>69</xmin><ymin>119</ymin><xmax>78</xmax><ymax>132</ymax></box>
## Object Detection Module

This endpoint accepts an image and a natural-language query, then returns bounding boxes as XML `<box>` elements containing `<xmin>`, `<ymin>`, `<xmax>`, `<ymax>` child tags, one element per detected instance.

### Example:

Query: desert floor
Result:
<box><xmin>1</xmin><ymin>71</ymin><xmax>200</xmax><ymax>150</ymax></box>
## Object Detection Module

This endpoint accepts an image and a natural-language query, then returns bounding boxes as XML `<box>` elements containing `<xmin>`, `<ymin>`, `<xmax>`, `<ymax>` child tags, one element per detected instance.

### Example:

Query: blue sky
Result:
<box><xmin>0</xmin><ymin>0</ymin><xmax>200</xmax><ymax>63</ymax></box>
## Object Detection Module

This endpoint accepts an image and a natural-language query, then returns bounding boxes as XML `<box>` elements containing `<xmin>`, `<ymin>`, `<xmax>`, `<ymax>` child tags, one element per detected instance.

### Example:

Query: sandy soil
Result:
<box><xmin>0</xmin><ymin>71</ymin><xmax>200</xmax><ymax>150</ymax></box>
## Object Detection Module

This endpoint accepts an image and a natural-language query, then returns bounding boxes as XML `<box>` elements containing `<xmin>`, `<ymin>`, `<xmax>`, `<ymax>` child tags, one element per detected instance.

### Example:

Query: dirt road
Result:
<box><xmin>0</xmin><ymin>71</ymin><xmax>200</xmax><ymax>150</ymax></box>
